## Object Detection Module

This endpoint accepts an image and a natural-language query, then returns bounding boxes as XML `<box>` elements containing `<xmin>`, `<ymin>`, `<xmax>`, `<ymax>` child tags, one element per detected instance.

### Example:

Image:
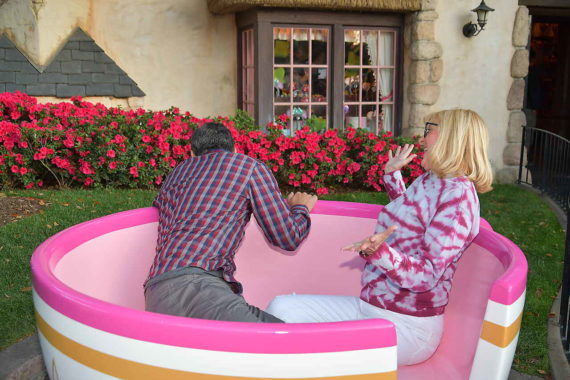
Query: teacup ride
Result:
<box><xmin>31</xmin><ymin>200</ymin><xmax>527</xmax><ymax>379</ymax></box>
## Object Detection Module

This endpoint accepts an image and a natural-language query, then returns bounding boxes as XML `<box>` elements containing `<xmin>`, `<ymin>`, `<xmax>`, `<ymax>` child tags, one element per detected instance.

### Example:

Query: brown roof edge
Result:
<box><xmin>207</xmin><ymin>0</ymin><xmax>422</xmax><ymax>14</ymax></box>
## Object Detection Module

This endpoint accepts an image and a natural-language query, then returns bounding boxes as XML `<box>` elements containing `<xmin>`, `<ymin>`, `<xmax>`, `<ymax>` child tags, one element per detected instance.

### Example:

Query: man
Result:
<box><xmin>144</xmin><ymin>122</ymin><xmax>317</xmax><ymax>322</ymax></box>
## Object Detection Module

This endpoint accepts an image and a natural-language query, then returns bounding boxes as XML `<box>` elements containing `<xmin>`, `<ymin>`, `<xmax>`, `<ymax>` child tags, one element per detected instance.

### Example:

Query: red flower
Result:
<box><xmin>10</xmin><ymin>165</ymin><xmax>18</xmax><ymax>173</ymax></box>
<box><xmin>106</xmin><ymin>150</ymin><xmax>116</xmax><ymax>158</ymax></box>
<box><xmin>19</xmin><ymin>167</ymin><xmax>28</xmax><ymax>175</ymax></box>
<box><xmin>129</xmin><ymin>166</ymin><xmax>139</xmax><ymax>178</ymax></box>
<box><xmin>108</xmin><ymin>161</ymin><xmax>117</xmax><ymax>169</ymax></box>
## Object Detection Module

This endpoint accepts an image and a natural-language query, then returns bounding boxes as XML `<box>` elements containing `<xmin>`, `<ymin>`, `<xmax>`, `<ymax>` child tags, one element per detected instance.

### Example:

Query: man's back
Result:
<box><xmin>147</xmin><ymin>149</ymin><xmax>311</xmax><ymax>292</ymax></box>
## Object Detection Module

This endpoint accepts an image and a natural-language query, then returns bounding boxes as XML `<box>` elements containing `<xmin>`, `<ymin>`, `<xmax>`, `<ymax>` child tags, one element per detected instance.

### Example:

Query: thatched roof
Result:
<box><xmin>207</xmin><ymin>0</ymin><xmax>422</xmax><ymax>14</ymax></box>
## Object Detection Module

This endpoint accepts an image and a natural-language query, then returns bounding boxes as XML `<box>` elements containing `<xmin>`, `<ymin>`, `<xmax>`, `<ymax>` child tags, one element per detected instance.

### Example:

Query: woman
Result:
<box><xmin>266</xmin><ymin>109</ymin><xmax>493</xmax><ymax>365</ymax></box>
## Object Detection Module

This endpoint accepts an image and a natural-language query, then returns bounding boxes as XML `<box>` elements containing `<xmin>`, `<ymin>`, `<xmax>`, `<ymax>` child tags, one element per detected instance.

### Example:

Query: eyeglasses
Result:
<box><xmin>424</xmin><ymin>122</ymin><xmax>439</xmax><ymax>138</ymax></box>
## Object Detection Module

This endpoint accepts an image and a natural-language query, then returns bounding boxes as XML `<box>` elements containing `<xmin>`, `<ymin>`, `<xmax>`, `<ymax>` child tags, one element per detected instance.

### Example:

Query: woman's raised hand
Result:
<box><xmin>384</xmin><ymin>144</ymin><xmax>417</xmax><ymax>174</ymax></box>
<box><xmin>342</xmin><ymin>226</ymin><xmax>398</xmax><ymax>257</ymax></box>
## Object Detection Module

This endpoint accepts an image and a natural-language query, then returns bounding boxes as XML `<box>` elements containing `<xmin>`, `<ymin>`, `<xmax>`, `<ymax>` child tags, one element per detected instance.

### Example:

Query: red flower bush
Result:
<box><xmin>0</xmin><ymin>92</ymin><xmax>424</xmax><ymax>192</ymax></box>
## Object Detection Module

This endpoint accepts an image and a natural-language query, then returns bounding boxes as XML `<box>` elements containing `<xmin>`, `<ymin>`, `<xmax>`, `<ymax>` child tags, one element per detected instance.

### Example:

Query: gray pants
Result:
<box><xmin>145</xmin><ymin>270</ymin><xmax>283</xmax><ymax>323</ymax></box>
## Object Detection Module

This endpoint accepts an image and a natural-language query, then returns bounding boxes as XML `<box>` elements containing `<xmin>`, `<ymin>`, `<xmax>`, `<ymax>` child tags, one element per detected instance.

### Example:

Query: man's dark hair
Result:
<box><xmin>191</xmin><ymin>122</ymin><xmax>235</xmax><ymax>156</ymax></box>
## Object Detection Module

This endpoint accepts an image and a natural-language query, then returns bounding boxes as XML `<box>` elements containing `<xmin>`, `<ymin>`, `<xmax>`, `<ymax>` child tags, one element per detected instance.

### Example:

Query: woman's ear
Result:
<box><xmin>190</xmin><ymin>150</ymin><xmax>196</xmax><ymax>157</ymax></box>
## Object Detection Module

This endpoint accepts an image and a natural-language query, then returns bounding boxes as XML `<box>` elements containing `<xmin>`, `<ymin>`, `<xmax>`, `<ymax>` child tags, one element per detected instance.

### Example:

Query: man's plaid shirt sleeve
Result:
<box><xmin>248</xmin><ymin>163</ymin><xmax>311</xmax><ymax>251</ymax></box>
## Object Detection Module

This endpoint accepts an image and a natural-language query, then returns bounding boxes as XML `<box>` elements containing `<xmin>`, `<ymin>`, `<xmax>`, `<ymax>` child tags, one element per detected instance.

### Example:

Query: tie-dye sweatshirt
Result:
<box><xmin>360</xmin><ymin>170</ymin><xmax>480</xmax><ymax>317</ymax></box>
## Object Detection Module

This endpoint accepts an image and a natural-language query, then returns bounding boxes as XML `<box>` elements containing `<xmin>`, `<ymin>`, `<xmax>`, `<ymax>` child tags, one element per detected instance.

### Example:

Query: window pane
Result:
<box><xmin>362</xmin><ymin>31</ymin><xmax>378</xmax><ymax>66</ymax></box>
<box><xmin>344</xmin><ymin>68</ymin><xmax>360</xmax><ymax>102</ymax></box>
<box><xmin>274</xmin><ymin>67</ymin><xmax>291</xmax><ymax>102</ymax></box>
<box><xmin>344</xmin><ymin>30</ymin><xmax>360</xmax><ymax>65</ymax></box>
<box><xmin>344</xmin><ymin>104</ymin><xmax>360</xmax><ymax>129</ymax></box>
<box><xmin>274</xmin><ymin>28</ymin><xmax>291</xmax><ymax>64</ymax></box>
<box><xmin>379</xmin><ymin>68</ymin><xmax>394</xmax><ymax>102</ymax></box>
<box><xmin>380</xmin><ymin>32</ymin><xmax>395</xmax><ymax>66</ymax></box>
<box><xmin>291</xmin><ymin>106</ymin><xmax>308</xmax><ymax>133</ymax></box>
<box><xmin>312</xmin><ymin>68</ymin><xmax>327</xmax><ymax>102</ymax></box>
<box><xmin>311</xmin><ymin>29</ymin><xmax>328</xmax><ymax>65</ymax></box>
<box><xmin>379</xmin><ymin>104</ymin><xmax>392</xmax><ymax>132</ymax></box>
<box><xmin>274</xmin><ymin>105</ymin><xmax>291</xmax><ymax>135</ymax></box>
<box><xmin>293</xmin><ymin>68</ymin><xmax>310</xmax><ymax>102</ymax></box>
<box><xmin>362</xmin><ymin>68</ymin><xmax>377</xmax><ymax>102</ymax></box>
<box><xmin>309</xmin><ymin>105</ymin><xmax>327</xmax><ymax>131</ymax></box>
<box><xmin>362</xmin><ymin>104</ymin><xmax>377</xmax><ymax>132</ymax></box>
<box><xmin>293</xmin><ymin>29</ymin><xmax>309</xmax><ymax>64</ymax></box>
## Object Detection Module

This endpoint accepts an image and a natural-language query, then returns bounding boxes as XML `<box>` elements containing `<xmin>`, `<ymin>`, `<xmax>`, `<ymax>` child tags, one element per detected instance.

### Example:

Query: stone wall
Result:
<box><xmin>496</xmin><ymin>6</ymin><xmax>530</xmax><ymax>183</ymax></box>
<box><xmin>403</xmin><ymin>0</ymin><xmax>442</xmax><ymax>137</ymax></box>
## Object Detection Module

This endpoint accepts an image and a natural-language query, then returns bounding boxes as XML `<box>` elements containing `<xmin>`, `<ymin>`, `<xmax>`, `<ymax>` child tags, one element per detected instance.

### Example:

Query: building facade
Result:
<box><xmin>1</xmin><ymin>0</ymin><xmax>561</xmax><ymax>182</ymax></box>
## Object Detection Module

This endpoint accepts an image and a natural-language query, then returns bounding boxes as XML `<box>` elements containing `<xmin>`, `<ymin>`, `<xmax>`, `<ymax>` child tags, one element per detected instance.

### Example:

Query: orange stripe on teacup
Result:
<box><xmin>36</xmin><ymin>312</ymin><xmax>396</xmax><ymax>380</ymax></box>
<box><xmin>480</xmin><ymin>312</ymin><xmax>523</xmax><ymax>348</ymax></box>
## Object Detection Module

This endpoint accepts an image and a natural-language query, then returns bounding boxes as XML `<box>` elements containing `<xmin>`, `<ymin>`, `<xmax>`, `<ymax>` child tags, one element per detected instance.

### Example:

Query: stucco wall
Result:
<box><xmin>0</xmin><ymin>0</ymin><xmax>238</xmax><ymax>116</ymax></box>
<box><xmin>434</xmin><ymin>0</ymin><xmax>519</xmax><ymax>172</ymax></box>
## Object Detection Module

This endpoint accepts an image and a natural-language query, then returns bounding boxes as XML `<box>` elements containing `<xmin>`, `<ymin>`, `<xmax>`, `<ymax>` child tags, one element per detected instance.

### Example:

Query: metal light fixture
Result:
<box><xmin>463</xmin><ymin>0</ymin><xmax>495</xmax><ymax>37</ymax></box>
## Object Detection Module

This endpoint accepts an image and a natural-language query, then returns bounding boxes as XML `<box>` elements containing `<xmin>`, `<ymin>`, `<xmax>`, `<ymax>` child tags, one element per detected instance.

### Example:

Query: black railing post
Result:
<box><xmin>561</xmin><ymin>198</ymin><xmax>570</xmax><ymax>353</ymax></box>
<box><xmin>518</xmin><ymin>125</ymin><xmax>526</xmax><ymax>184</ymax></box>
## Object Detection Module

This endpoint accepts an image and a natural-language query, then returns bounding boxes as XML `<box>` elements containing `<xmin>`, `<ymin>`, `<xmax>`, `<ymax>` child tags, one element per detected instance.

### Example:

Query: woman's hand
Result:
<box><xmin>384</xmin><ymin>144</ymin><xmax>417</xmax><ymax>174</ymax></box>
<box><xmin>342</xmin><ymin>226</ymin><xmax>398</xmax><ymax>257</ymax></box>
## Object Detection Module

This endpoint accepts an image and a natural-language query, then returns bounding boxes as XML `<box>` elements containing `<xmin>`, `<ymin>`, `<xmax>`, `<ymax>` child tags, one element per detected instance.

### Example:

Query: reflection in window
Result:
<box><xmin>273</xmin><ymin>27</ymin><xmax>329</xmax><ymax>135</ymax></box>
<box><xmin>344</xmin><ymin>29</ymin><xmax>395</xmax><ymax>134</ymax></box>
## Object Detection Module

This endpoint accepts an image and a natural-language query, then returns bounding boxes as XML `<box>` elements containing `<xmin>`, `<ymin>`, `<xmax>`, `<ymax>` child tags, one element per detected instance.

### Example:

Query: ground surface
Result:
<box><xmin>0</xmin><ymin>196</ymin><xmax>46</xmax><ymax>227</ymax></box>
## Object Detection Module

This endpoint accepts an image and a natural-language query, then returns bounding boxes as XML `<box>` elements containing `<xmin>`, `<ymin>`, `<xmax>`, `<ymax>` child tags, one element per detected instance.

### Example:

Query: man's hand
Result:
<box><xmin>384</xmin><ymin>144</ymin><xmax>417</xmax><ymax>174</ymax></box>
<box><xmin>287</xmin><ymin>192</ymin><xmax>318</xmax><ymax>212</ymax></box>
<box><xmin>342</xmin><ymin>225</ymin><xmax>398</xmax><ymax>257</ymax></box>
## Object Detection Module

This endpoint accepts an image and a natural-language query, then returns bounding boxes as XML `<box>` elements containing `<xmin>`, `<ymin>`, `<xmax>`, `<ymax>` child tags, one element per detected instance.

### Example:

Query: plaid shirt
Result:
<box><xmin>145</xmin><ymin>149</ymin><xmax>311</xmax><ymax>293</ymax></box>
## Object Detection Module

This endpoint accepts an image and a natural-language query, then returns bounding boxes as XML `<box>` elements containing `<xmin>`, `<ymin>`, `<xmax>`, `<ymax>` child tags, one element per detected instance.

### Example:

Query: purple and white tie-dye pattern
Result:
<box><xmin>360</xmin><ymin>170</ymin><xmax>480</xmax><ymax>317</ymax></box>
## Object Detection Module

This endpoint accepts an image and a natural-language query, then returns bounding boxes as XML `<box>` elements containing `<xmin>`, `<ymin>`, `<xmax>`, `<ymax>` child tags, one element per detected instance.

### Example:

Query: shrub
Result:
<box><xmin>0</xmin><ymin>92</ymin><xmax>424</xmax><ymax>193</ymax></box>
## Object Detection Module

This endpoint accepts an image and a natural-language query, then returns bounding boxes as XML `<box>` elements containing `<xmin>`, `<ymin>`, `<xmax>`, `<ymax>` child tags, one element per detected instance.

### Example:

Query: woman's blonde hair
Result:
<box><xmin>424</xmin><ymin>109</ymin><xmax>493</xmax><ymax>193</ymax></box>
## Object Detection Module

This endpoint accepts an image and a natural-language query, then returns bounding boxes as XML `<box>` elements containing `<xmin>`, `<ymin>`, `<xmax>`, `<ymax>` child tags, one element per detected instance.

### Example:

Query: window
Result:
<box><xmin>237</xmin><ymin>10</ymin><xmax>402</xmax><ymax>135</ymax></box>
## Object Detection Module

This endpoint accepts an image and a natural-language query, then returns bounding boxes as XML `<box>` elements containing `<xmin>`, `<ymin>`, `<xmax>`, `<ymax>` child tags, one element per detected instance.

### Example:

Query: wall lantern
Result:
<box><xmin>463</xmin><ymin>0</ymin><xmax>495</xmax><ymax>37</ymax></box>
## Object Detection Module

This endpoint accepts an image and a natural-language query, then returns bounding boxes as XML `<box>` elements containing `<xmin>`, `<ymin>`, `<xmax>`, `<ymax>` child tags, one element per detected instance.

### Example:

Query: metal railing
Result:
<box><xmin>517</xmin><ymin>125</ymin><xmax>570</xmax><ymax>358</ymax></box>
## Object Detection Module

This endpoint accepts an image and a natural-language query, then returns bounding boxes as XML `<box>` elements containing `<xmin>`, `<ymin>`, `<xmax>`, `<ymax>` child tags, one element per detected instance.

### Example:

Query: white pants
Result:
<box><xmin>266</xmin><ymin>294</ymin><xmax>444</xmax><ymax>366</ymax></box>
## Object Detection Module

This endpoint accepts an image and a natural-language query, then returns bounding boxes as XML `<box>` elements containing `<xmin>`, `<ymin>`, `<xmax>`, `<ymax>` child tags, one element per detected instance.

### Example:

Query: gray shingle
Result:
<box><xmin>44</xmin><ymin>62</ymin><xmax>61</xmax><ymax>73</ymax></box>
<box><xmin>0</xmin><ymin>49</ymin><xmax>4</xmax><ymax>59</ymax></box>
<box><xmin>68</xmin><ymin>73</ymin><xmax>93</xmax><ymax>85</ymax></box>
<box><xmin>113</xmin><ymin>84</ymin><xmax>133</xmax><ymax>98</ymax></box>
<box><xmin>85</xmin><ymin>83</ymin><xmax>114</xmax><ymax>96</ymax></box>
<box><xmin>61</xmin><ymin>61</ymin><xmax>82</xmax><ymax>74</ymax></box>
<box><xmin>70</xmin><ymin>29</ymin><xmax>92</xmax><ymax>42</ymax></box>
<box><xmin>0</xmin><ymin>83</ymin><xmax>5</xmax><ymax>92</ymax></box>
<box><xmin>71</xmin><ymin>50</ymin><xmax>94</xmax><ymax>61</ymax></box>
<box><xmin>65</xmin><ymin>42</ymin><xmax>79</xmax><ymax>50</ymax></box>
<box><xmin>55</xmin><ymin>50</ymin><xmax>71</xmax><ymax>61</ymax></box>
<box><xmin>26</xmin><ymin>84</ymin><xmax>56</xmax><ymax>96</ymax></box>
<box><xmin>0</xmin><ymin>61</ymin><xmax>25</xmax><ymax>71</ymax></box>
<box><xmin>132</xmin><ymin>86</ymin><xmax>145</xmax><ymax>97</ymax></box>
<box><xmin>21</xmin><ymin>64</ymin><xmax>40</xmax><ymax>73</ymax></box>
<box><xmin>0</xmin><ymin>71</ymin><xmax>16</xmax><ymax>83</ymax></box>
<box><xmin>15</xmin><ymin>73</ymin><xmax>39</xmax><ymax>84</ymax></box>
<box><xmin>105</xmin><ymin>64</ymin><xmax>125</xmax><ymax>74</ymax></box>
<box><xmin>39</xmin><ymin>73</ymin><xmax>68</xmax><ymax>83</ymax></box>
<box><xmin>0</xmin><ymin>36</ymin><xmax>13</xmax><ymax>48</ymax></box>
<box><xmin>6</xmin><ymin>83</ymin><xmax>26</xmax><ymax>92</ymax></box>
<box><xmin>94</xmin><ymin>53</ymin><xmax>113</xmax><ymax>64</ymax></box>
<box><xmin>82</xmin><ymin>61</ymin><xmax>105</xmax><ymax>73</ymax></box>
<box><xmin>119</xmin><ymin>75</ymin><xmax>136</xmax><ymax>85</ymax></box>
<box><xmin>92</xmin><ymin>73</ymin><xmax>119</xmax><ymax>83</ymax></box>
<box><xmin>56</xmin><ymin>84</ymin><xmax>86</xmax><ymax>97</ymax></box>
<box><xmin>80</xmin><ymin>41</ymin><xmax>103</xmax><ymax>52</ymax></box>
<box><xmin>5</xmin><ymin>49</ymin><xmax>27</xmax><ymax>61</ymax></box>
